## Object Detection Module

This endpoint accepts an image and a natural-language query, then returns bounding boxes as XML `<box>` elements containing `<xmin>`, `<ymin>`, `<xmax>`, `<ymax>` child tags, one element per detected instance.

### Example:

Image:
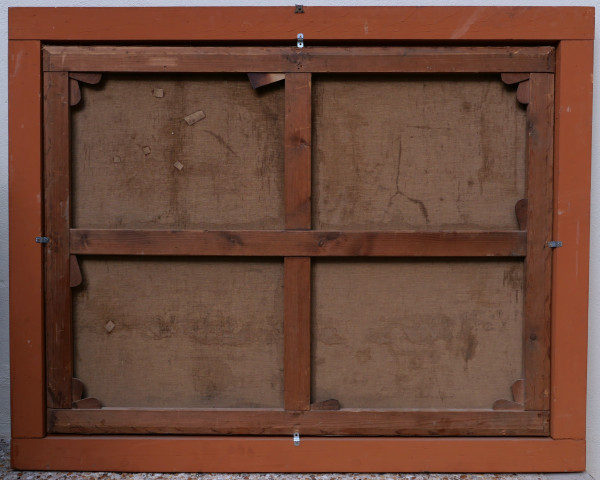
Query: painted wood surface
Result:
<box><xmin>10</xmin><ymin>7</ymin><xmax>593</xmax><ymax>41</ymax></box>
<box><xmin>8</xmin><ymin>39</ymin><xmax>45</xmax><ymax>438</ymax></box>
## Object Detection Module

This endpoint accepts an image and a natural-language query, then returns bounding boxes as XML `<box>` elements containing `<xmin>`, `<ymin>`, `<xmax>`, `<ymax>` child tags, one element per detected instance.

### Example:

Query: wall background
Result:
<box><xmin>1</xmin><ymin>0</ymin><xmax>598</xmax><ymax>474</ymax></box>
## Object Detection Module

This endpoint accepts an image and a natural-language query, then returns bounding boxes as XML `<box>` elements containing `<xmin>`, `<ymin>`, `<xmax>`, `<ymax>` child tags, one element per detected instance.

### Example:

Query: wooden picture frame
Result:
<box><xmin>8</xmin><ymin>6</ymin><xmax>593</xmax><ymax>472</ymax></box>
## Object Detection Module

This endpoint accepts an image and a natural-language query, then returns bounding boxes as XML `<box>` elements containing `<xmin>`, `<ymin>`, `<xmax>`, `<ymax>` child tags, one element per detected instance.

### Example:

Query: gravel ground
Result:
<box><xmin>0</xmin><ymin>439</ymin><xmax>579</xmax><ymax>480</ymax></box>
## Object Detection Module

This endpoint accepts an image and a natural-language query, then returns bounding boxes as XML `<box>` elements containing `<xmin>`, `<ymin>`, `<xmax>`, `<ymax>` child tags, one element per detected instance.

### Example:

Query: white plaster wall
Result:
<box><xmin>1</xmin><ymin>0</ymin><xmax>599</xmax><ymax>474</ymax></box>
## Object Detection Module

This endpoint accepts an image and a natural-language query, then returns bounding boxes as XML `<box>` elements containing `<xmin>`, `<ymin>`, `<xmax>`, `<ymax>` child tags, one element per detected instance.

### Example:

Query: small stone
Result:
<box><xmin>105</xmin><ymin>321</ymin><xmax>115</xmax><ymax>333</ymax></box>
<box><xmin>113</xmin><ymin>156</ymin><xmax>121</xmax><ymax>163</ymax></box>
<box><xmin>152</xmin><ymin>88</ymin><xmax>164</xmax><ymax>98</ymax></box>
<box><xmin>174</xmin><ymin>161</ymin><xmax>184</xmax><ymax>171</ymax></box>
<box><xmin>142</xmin><ymin>146</ymin><xmax>151</xmax><ymax>155</ymax></box>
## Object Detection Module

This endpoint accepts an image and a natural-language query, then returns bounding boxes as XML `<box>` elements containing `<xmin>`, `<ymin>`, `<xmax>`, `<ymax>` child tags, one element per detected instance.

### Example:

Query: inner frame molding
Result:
<box><xmin>44</xmin><ymin>45</ymin><xmax>555</xmax><ymax>73</ymax></box>
<box><xmin>43</xmin><ymin>46</ymin><xmax>553</xmax><ymax>438</ymax></box>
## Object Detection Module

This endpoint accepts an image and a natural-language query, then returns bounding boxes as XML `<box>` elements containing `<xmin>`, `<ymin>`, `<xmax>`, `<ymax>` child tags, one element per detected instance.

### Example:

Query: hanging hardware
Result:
<box><xmin>35</xmin><ymin>236</ymin><xmax>49</xmax><ymax>244</ymax></box>
<box><xmin>293</xmin><ymin>432</ymin><xmax>300</xmax><ymax>446</ymax></box>
<box><xmin>297</xmin><ymin>33</ymin><xmax>304</xmax><ymax>48</ymax></box>
<box><xmin>294</xmin><ymin>5</ymin><xmax>304</xmax><ymax>14</ymax></box>
<box><xmin>547</xmin><ymin>241</ymin><xmax>563</xmax><ymax>248</ymax></box>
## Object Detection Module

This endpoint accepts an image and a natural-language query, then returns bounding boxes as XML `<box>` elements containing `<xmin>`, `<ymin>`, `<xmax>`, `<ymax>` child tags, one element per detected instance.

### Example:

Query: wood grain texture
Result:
<box><xmin>248</xmin><ymin>73</ymin><xmax>285</xmax><ymax>89</ymax></box>
<box><xmin>43</xmin><ymin>46</ymin><xmax>555</xmax><ymax>73</ymax></box>
<box><xmin>73</xmin><ymin>258</ymin><xmax>284</xmax><ymax>408</ymax></box>
<box><xmin>492</xmin><ymin>379</ymin><xmax>525</xmax><ymax>410</ymax></box>
<box><xmin>72</xmin><ymin>397</ymin><xmax>102</xmax><ymax>409</ymax></box>
<box><xmin>285</xmin><ymin>73</ymin><xmax>311</xmax><ymax>229</ymax></box>
<box><xmin>71</xmin><ymin>378</ymin><xmax>84</xmax><ymax>402</ymax></box>
<box><xmin>517</xmin><ymin>80</ymin><xmax>531</xmax><ymax>105</ymax></box>
<box><xmin>8</xmin><ymin>40</ymin><xmax>45</xmax><ymax>438</ymax></box>
<box><xmin>68</xmin><ymin>78</ymin><xmax>80</xmax><ymax>106</ymax></box>
<box><xmin>516</xmin><ymin>199</ymin><xmax>528</xmax><ymax>230</ymax></box>
<box><xmin>69</xmin><ymin>72</ymin><xmax>102</xmax><ymax>84</ymax></box>
<box><xmin>11</xmin><ymin>7</ymin><xmax>593</xmax><ymax>41</ymax></box>
<box><xmin>48</xmin><ymin>408</ymin><xmax>548</xmax><ymax>436</ymax></box>
<box><xmin>69</xmin><ymin>255</ymin><xmax>82</xmax><ymax>288</ymax></box>
<box><xmin>492</xmin><ymin>399</ymin><xmax>524</xmax><ymax>411</ymax></box>
<box><xmin>284</xmin><ymin>75</ymin><xmax>312</xmax><ymax>413</ymax></box>
<box><xmin>524</xmin><ymin>73</ymin><xmax>554</xmax><ymax>411</ymax></box>
<box><xmin>312</xmin><ymin>260</ymin><xmax>524</xmax><ymax>409</ymax></box>
<box><xmin>284</xmin><ymin>258</ymin><xmax>311</xmax><ymax>411</ymax></box>
<box><xmin>44</xmin><ymin>71</ymin><xmax>72</xmax><ymax>409</ymax></box>
<box><xmin>70</xmin><ymin>229</ymin><xmax>527</xmax><ymax>257</ymax></box>
<box><xmin>501</xmin><ymin>73</ymin><xmax>530</xmax><ymax>85</ymax></box>
<box><xmin>312</xmin><ymin>75</ymin><xmax>527</xmax><ymax>231</ymax></box>
<box><xmin>68</xmin><ymin>74</ymin><xmax>102</xmax><ymax>107</ymax></box>
<box><xmin>71</xmin><ymin>74</ymin><xmax>284</xmax><ymax>230</ymax></box>
<box><xmin>551</xmin><ymin>40</ymin><xmax>593</xmax><ymax>440</ymax></box>
<box><xmin>512</xmin><ymin>378</ymin><xmax>525</xmax><ymax>404</ymax></box>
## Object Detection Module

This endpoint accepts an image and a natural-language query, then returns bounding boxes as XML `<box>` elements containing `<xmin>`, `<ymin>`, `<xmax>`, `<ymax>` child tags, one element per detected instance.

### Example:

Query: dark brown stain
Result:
<box><xmin>399</xmin><ymin>314</ymin><xmax>454</xmax><ymax>346</ymax></box>
<box><xmin>201</xmin><ymin>129</ymin><xmax>238</xmax><ymax>157</ymax></box>
<box><xmin>192</xmin><ymin>362</ymin><xmax>233</xmax><ymax>401</ymax></box>
<box><xmin>389</xmin><ymin>139</ymin><xmax>430</xmax><ymax>223</ymax></box>
<box><xmin>317</xmin><ymin>232</ymin><xmax>341</xmax><ymax>247</ymax></box>
<box><xmin>476</xmin><ymin>82</ymin><xmax>495</xmax><ymax>194</ymax></box>
<box><xmin>405</xmin><ymin>125</ymin><xmax>451</xmax><ymax>131</ymax></box>
<box><xmin>146</xmin><ymin>315</ymin><xmax>176</xmax><ymax>340</ymax></box>
<box><xmin>318</xmin><ymin>326</ymin><xmax>345</xmax><ymax>346</ymax></box>
<box><xmin>189</xmin><ymin>311</ymin><xmax>281</xmax><ymax>347</ymax></box>
<box><xmin>223</xmin><ymin>232</ymin><xmax>244</xmax><ymax>246</ymax></box>
<box><xmin>503</xmin><ymin>263</ymin><xmax>523</xmax><ymax>290</ymax></box>
<box><xmin>477</xmin><ymin>154</ymin><xmax>494</xmax><ymax>193</ymax></box>
<box><xmin>455</xmin><ymin>316</ymin><xmax>479</xmax><ymax>369</ymax></box>
<box><xmin>355</xmin><ymin>348</ymin><xmax>372</xmax><ymax>364</ymax></box>
<box><xmin>163</xmin><ymin>79</ymin><xmax>190</xmax><ymax>229</ymax></box>
<box><xmin>464</xmin><ymin>331</ymin><xmax>477</xmax><ymax>362</ymax></box>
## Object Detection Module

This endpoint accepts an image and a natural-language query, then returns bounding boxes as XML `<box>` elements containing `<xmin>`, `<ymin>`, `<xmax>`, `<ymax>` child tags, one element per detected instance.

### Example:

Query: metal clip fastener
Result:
<box><xmin>547</xmin><ymin>241</ymin><xmax>563</xmax><ymax>248</ymax></box>
<box><xmin>297</xmin><ymin>33</ymin><xmax>304</xmax><ymax>48</ymax></box>
<box><xmin>293</xmin><ymin>432</ymin><xmax>300</xmax><ymax>446</ymax></box>
<box><xmin>35</xmin><ymin>236</ymin><xmax>49</xmax><ymax>244</ymax></box>
<box><xmin>294</xmin><ymin>4</ymin><xmax>304</xmax><ymax>14</ymax></box>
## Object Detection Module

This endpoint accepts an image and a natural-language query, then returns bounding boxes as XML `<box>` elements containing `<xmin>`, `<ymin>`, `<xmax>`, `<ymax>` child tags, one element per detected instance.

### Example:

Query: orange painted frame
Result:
<box><xmin>8</xmin><ymin>6</ymin><xmax>593</xmax><ymax>472</ymax></box>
